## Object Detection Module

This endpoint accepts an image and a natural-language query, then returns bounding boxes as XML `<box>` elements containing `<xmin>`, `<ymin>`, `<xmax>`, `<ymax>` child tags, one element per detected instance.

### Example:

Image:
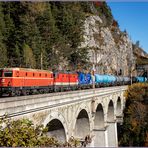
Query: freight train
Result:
<box><xmin>0</xmin><ymin>68</ymin><xmax>147</xmax><ymax>97</ymax></box>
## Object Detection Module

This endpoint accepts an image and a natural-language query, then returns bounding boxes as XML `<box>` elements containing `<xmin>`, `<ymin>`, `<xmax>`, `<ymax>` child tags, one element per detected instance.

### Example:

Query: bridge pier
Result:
<box><xmin>107</xmin><ymin>121</ymin><xmax>118</xmax><ymax>147</ymax></box>
<box><xmin>91</xmin><ymin>126</ymin><xmax>108</xmax><ymax>147</ymax></box>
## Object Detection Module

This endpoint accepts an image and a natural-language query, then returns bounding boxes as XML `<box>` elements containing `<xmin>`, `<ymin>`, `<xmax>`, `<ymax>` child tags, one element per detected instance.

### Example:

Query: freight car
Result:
<box><xmin>77</xmin><ymin>72</ymin><xmax>92</xmax><ymax>89</ymax></box>
<box><xmin>95</xmin><ymin>74</ymin><xmax>116</xmax><ymax>87</ymax></box>
<box><xmin>132</xmin><ymin>76</ymin><xmax>147</xmax><ymax>83</ymax></box>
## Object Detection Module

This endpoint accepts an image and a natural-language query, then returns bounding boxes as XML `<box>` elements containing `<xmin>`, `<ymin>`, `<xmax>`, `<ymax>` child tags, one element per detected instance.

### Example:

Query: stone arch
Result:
<box><xmin>43</xmin><ymin>111</ymin><xmax>68</xmax><ymax>142</ymax></box>
<box><xmin>73</xmin><ymin>109</ymin><xmax>90</xmax><ymax>139</ymax></box>
<box><xmin>46</xmin><ymin>119</ymin><xmax>66</xmax><ymax>143</ymax></box>
<box><xmin>107</xmin><ymin>100</ymin><xmax>114</xmax><ymax>122</ymax></box>
<box><xmin>94</xmin><ymin>103</ymin><xmax>104</xmax><ymax>129</ymax></box>
<box><xmin>72</xmin><ymin>103</ymin><xmax>91</xmax><ymax>135</ymax></box>
<box><xmin>116</xmin><ymin>96</ymin><xmax>121</xmax><ymax>116</ymax></box>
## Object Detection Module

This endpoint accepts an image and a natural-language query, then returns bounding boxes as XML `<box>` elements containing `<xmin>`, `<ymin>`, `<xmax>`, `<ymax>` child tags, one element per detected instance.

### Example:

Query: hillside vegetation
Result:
<box><xmin>136</xmin><ymin>56</ymin><xmax>148</xmax><ymax>65</ymax></box>
<box><xmin>0</xmin><ymin>2</ymin><xmax>112</xmax><ymax>71</ymax></box>
<box><xmin>119</xmin><ymin>83</ymin><xmax>148</xmax><ymax>146</ymax></box>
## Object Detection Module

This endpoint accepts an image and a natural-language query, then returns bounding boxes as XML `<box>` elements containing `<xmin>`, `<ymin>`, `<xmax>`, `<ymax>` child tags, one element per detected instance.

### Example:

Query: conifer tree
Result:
<box><xmin>0</xmin><ymin>3</ymin><xmax>7</xmax><ymax>67</ymax></box>
<box><xmin>23</xmin><ymin>43</ymin><xmax>36</xmax><ymax>68</ymax></box>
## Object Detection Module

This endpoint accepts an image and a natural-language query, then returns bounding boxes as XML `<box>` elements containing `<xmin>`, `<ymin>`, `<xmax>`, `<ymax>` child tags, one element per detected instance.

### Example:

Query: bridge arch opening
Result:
<box><xmin>94</xmin><ymin>104</ymin><xmax>104</xmax><ymax>129</ymax></box>
<box><xmin>46</xmin><ymin>119</ymin><xmax>66</xmax><ymax>143</ymax></box>
<box><xmin>107</xmin><ymin>100</ymin><xmax>114</xmax><ymax>122</ymax></box>
<box><xmin>74</xmin><ymin>109</ymin><xmax>90</xmax><ymax>139</ymax></box>
<box><xmin>116</xmin><ymin>97</ymin><xmax>121</xmax><ymax>116</ymax></box>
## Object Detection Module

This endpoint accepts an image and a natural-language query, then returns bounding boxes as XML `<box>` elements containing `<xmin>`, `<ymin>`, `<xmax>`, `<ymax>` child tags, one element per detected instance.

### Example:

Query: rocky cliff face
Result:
<box><xmin>81</xmin><ymin>15</ymin><xmax>136</xmax><ymax>76</ymax></box>
<box><xmin>133</xmin><ymin>45</ymin><xmax>148</xmax><ymax>77</ymax></box>
<box><xmin>133</xmin><ymin>45</ymin><xmax>148</xmax><ymax>59</ymax></box>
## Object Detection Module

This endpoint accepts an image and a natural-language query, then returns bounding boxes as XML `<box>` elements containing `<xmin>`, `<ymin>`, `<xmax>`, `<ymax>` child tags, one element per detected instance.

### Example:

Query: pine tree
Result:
<box><xmin>23</xmin><ymin>43</ymin><xmax>36</xmax><ymax>68</ymax></box>
<box><xmin>0</xmin><ymin>2</ymin><xmax>7</xmax><ymax>67</ymax></box>
<box><xmin>19</xmin><ymin>2</ymin><xmax>43</xmax><ymax>69</ymax></box>
<box><xmin>36</xmin><ymin>2</ymin><xmax>60</xmax><ymax>70</ymax></box>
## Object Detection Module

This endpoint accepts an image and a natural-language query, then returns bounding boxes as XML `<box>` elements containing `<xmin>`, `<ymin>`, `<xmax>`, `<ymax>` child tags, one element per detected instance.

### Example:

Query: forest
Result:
<box><xmin>0</xmin><ymin>2</ymin><xmax>112</xmax><ymax>71</ymax></box>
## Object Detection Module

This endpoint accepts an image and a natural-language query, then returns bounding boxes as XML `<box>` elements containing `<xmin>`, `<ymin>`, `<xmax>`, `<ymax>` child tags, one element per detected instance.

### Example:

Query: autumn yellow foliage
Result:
<box><xmin>124</xmin><ymin>82</ymin><xmax>148</xmax><ymax>102</ymax></box>
<box><xmin>119</xmin><ymin>82</ymin><xmax>148</xmax><ymax>146</ymax></box>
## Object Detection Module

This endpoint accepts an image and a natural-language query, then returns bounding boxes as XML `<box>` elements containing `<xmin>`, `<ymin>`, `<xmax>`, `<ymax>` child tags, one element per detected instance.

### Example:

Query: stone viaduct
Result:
<box><xmin>0</xmin><ymin>86</ymin><xmax>127</xmax><ymax>147</ymax></box>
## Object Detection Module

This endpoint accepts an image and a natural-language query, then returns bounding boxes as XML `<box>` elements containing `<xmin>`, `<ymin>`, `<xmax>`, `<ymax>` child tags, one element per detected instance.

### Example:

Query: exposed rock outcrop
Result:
<box><xmin>81</xmin><ymin>15</ymin><xmax>136</xmax><ymax>76</ymax></box>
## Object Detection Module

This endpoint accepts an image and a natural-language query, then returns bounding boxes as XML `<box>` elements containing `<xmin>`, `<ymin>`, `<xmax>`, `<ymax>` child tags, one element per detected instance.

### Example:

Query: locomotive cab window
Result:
<box><xmin>53</xmin><ymin>73</ymin><xmax>58</xmax><ymax>78</ymax></box>
<box><xmin>4</xmin><ymin>71</ymin><xmax>13</xmax><ymax>77</ymax></box>
<box><xmin>0</xmin><ymin>70</ymin><xmax>2</xmax><ymax>77</ymax></box>
<box><xmin>16</xmin><ymin>71</ymin><xmax>19</xmax><ymax>77</ymax></box>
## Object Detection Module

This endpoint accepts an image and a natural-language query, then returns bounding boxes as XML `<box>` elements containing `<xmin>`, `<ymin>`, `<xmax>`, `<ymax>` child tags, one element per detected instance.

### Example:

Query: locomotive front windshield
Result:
<box><xmin>4</xmin><ymin>71</ymin><xmax>13</xmax><ymax>77</ymax></box>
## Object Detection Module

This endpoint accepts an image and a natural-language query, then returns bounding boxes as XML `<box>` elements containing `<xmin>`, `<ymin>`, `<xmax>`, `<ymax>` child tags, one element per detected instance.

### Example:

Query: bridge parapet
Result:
<box><xmin>0</xmin><ymin>86</ymin><xmax>127</xmax><ymax>118</ymax></box>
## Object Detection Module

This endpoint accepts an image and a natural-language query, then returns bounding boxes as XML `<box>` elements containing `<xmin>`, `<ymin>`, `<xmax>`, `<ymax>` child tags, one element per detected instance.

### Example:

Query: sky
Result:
<box><xmin>107</xmin><ymin>2</ymin><xmax>148</xmax><ymax>53</ymax></box>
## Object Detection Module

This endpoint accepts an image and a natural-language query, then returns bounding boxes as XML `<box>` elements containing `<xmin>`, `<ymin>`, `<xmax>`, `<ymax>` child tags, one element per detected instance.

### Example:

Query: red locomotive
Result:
<box><xmin>0</xmin><ymin>68</ymin><xmax>78</xmax><ymax>96</ymax></box>
<box><xmin>53</xmin><ymin>72</ymin><xmax>78</xmax><ymax>92</ymax></box>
